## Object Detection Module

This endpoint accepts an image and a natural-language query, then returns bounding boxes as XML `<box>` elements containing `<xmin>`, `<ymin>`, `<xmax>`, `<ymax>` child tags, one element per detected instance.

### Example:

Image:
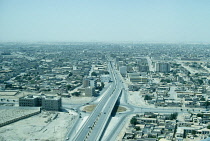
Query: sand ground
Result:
<box><xmin>0</xmin><ymin>110</ymin><xmax>76</xmax><ymax>141</ymax></box>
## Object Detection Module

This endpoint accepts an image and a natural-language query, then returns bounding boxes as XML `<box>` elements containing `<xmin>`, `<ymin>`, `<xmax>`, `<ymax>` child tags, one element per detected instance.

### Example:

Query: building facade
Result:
<box><xmin>42</xmin><ymin>96</ymin><xmax>62</xmax><ymax>111</ymax></box>
<box><xmin>119</xmin><ymin>66</ymin><xmax>127</xmax><ymax>77</ymax></box>
<box><xmin>85</xmin><ymin>86</ymin><xmax>95</xmax><ymax>97</ymax></box>
<box><xmin>83</xmin><ymin>77</ymin><xmax>97</xmax><ymax>88</ymax></box>
<box><xmin>19</xmin><ymin>94</ymin><xmax>62</xmax><ymax>111</ymax></box>
<box><xmin>155</xmin><ymin>62</ymin><xmax>170</xmax><ymax>73</ymax></box>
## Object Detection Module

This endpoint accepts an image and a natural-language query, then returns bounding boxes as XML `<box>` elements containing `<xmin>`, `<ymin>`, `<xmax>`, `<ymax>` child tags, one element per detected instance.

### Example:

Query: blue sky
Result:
<box><xmin>1</xmin><ymin>0</ymin><xmax>210</xmax><ymax>43</ymax></box>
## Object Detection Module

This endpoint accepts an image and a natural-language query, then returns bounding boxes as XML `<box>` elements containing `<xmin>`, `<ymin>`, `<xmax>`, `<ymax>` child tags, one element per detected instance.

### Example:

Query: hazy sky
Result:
<box><xmin>1</xmin><ymin>0</ymin><xmax>210</xmax><ymax>43</ymax></box>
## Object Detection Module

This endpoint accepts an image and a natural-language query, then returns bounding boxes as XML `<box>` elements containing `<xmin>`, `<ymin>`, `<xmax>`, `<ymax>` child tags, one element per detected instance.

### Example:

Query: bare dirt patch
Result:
<box><xmin>83</xmin><ymin>105</ymin><xmax>96</xmax><ymax>112</ymax></box>
<box><xmin>117</xmin><ymin>106</ymin><xmax>127</xmax><ymax>112</ymax></box>
<box><xmin>0</xmin><ymin>111</ymin><xmax>76</xmax><ymax>141</ymax></box>
<box><xmin>62</xmin><ymin>96</ymin><xmax>93</xmax><ymax>104</ymax></box>
<box><xmin>83</xmin><ymin>105</ymin><xmax>127</xmax><ymax>113</ymax></box>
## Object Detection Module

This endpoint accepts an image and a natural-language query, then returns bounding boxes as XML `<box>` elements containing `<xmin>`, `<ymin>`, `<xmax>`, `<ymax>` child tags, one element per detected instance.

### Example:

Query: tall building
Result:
<box><xmin>89</xmin><ymin>77</ymin><xmax>97</xmax><ymax>88</ymax></box>
<box><xmin>85</xmin><ymin>86</ymin><xmax>95</xmax><ymax>97</ymax></box>
<box><xmin>128</xmin><ymin>73</ymin><xmax>148</xmax><ymax>83</ymax></box>
<box><xmin>83</xmin><ymin>77</ymin><xmax>90</xmax><ymax>88</ymax></box>
<box><xmin>119</xmin><ymin>66</ymin><xmax>127</xmax><ymax>77</ymax></box>
<box><xmin>155</xmin><ymin>62</ymin><xmax>170</xmax><ymax>73</ymax></box>
<box><xmin>83</xmin><ymin>77</ymin><xmax>97</xmax><ymax>88</ymax></box>
<box><xmin>139</xmin><ymin>65</ymin><xmax>149</xmax><ymax>72</ymax></box>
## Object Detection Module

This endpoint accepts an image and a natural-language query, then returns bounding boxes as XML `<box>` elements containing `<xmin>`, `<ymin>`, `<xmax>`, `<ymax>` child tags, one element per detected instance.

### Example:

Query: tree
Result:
<box><xmin>197</xmin><ymin>79</ymin><xmax>203</xmax><ymax>85</ymax></box>
<box><xmin>207</xmin><ymin>125</ymin><xmax>210</xmax><ymax>129</ymax></box>
<box><xmin>104</xmin><ymin>71</ymin><xmax>109</xmax><ymax>74</ymax></box>
<box><xmin>91</xmin><ymin>72</ymin><xmax>97</xmax><ymax>77</ymax></box>
<box><xmin>144</xmin><ymin>95</ymin><xmax>152</xmax><ymax>100</ymax></box>
<box><xmin>192</xmin><ymin>130</ymin><xmax>196</xmax><ymax>135</ymax></box>
<box><xmin>36</xmin><ymin>76</ymin><xmax>41</xmax><ymax>80</ymax></box>
<box><xmin>160</xmin><ymin>79</ymin><xmax>171</xmax><ymax>83</ymax></box>
<box><xmin>101</xmin><ymin>82</ymin><xmax>105</xmax><ymax>88</ymax></box>
<box><xmin>72</xmin><ymin>92</ymin><xmax>80</xmax><ymax>97</ymax></box>
<box><xmin>130</xmin><ymin>117</ymin><xmax>138</xmax><ymax>125</ymax></box>
<box><xmin>148</xmin><ymin>134</ymin><xmax>156</xmax><ymax>138</ymax></box>
<box><xmin>66</xmin><ymin>85</ymin><xmax>72</xmax><ymax>90</ymax></box>
<box><xmin>135</xmin><ymin>126</ymin><xmax>141</xmax><ymax>131</ymax></box>
<box><xmin>205</xmin><ymin>101</ymin><xmax>210</xmax><ymax>108</ymax></box>
<box><xmin>5</xmin><ymin>83</ymin><xmax>13</xmax><ymax>89</ymax></box>
<box><xmin>197</xmin><ymin>113</ymin><xmax>203</xmax><ymax>118</ymax></box>
<box><xmin>68</xmin><ymin>72</ymin><xmax>73</xmax><ymax>77</ymax></box>
<box><xmin>98</xmin><ymin>86</ymin><xmax>103</xmax><ymax>91</ymax></box>
<box><xmin>200</xmin><ymin>97</ymin><xmax>205</xmax><ymax>101</ymax></box>
<box><xmin>35</xmin><ymin>85</ymin><xmax>40</xmax><ymax>91</ymax></box>
<box><xmin>169</xmin><ymin>112</ymin><xmax>178</xmax><ymax>120</ymax></box>
<box><xmin>27</xmin><ymin>76</ymin><xmax>32</xmax><ymax>80</ymax></box>
<box><xmin>195</xmin><ymin>73</ymin><xmax>199</xmax><ymax>76</ymax></box>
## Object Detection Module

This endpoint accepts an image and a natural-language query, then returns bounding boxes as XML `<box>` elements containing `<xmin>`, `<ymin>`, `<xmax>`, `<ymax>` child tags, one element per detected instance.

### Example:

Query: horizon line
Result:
<box><xmin>0</xmin><ymin>40</ymin><xmax>210</xmax><ymax>45</ymax></box>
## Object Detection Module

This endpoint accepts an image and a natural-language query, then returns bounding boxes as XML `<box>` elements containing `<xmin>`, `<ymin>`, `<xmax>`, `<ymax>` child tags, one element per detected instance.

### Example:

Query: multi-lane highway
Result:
<box><xmin>71</xmin><ymin>61</ymin><xmax>123</xmax><ymax>141</ymax></box>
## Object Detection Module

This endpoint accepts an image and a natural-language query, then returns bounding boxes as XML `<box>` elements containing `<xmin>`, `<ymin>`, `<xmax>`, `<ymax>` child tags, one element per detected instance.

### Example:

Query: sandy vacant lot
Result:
<box><xmin>62</xmin><ymin>96</ymin><xmax>93</xmax><ymax>104</ymax></box>
<box><xmin>0</xmin><ymin>111</ymin><xmax>76</xmax><ymax>141</ymax></box>
<box><xmin>128</xmin><ymin>91</ymin><xmax>154</xmax><ymax>108</ymax></box>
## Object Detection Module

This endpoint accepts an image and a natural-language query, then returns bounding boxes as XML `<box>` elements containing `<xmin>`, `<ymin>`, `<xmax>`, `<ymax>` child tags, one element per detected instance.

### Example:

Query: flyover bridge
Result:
<box><xmin>73</xmin><ymin>61</ymin><xmax>123</xmax><ymax>141</ymax></box>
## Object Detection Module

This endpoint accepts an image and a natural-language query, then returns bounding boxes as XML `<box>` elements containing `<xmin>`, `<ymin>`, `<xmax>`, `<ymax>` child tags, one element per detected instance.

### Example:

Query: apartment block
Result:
<box><xmin>19</xmin><ymin>94</ymin><xmax>62</xmax><ymax>111</ymax></box>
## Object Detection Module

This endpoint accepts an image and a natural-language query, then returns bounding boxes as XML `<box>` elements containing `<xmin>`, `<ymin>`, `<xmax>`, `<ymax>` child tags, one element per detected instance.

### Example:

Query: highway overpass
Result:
<box><xmin>72</xmin><ymin>61</ymin><xmax>123</xmax><ymax>141</ymax></box>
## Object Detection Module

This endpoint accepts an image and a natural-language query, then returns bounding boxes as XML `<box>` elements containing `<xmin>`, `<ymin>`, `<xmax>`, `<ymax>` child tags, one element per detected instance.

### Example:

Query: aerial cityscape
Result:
<box><xmin>1</xmin><ymin>0</ymin><xmax>210</xmax><ymax>141</ymax></box>
<box><xmin>0</xmin><ymin>42</ymin><xmax>210</xmax><ymax>141</ymax></box>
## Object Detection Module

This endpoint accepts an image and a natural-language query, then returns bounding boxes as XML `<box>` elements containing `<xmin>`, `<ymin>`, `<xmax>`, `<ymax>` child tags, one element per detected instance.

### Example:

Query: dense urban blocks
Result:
<box><xmin>1</xmin><ymin>43</ymin><xmax>210</xmax><ymax>140</ymax></box>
